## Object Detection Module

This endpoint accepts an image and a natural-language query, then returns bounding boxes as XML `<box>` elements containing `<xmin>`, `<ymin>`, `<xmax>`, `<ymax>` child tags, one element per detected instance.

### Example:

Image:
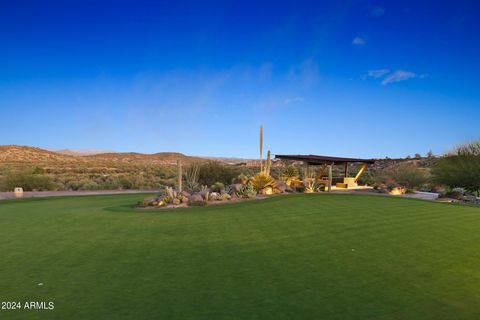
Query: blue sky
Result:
<box><xmin>0</xmin><ymin>0</ymin><xmax>479</xmax><ymax>158</ymax></box>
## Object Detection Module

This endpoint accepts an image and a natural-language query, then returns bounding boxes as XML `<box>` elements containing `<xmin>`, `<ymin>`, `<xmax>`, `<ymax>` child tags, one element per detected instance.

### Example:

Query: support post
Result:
<box><xmin>344</xmin><ymin>162</ymin><xmax>348</xmax><ymax>177</ymax></box>
<box><xmin>177</xmin><ymin>160</ymin><xmax>182</xmax><ymax>192</ymax></box>
<box><xmin>354</xmin><ymin>163</ymin><xmax>368</xmax><ymax>183</ymax></box>
<box><xmin>327</xmin><ymin>164</ymin><xmax>332</xmax><ymax>192</ymax></box>
<box><xmin>304</xmin><ymin>162</ymin><xmax>310</xmax><ymax>179</ymax></box>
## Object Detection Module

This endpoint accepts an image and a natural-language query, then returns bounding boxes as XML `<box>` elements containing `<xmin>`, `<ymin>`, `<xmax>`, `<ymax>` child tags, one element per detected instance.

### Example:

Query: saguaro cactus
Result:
<box><xmin>177</xmin><ymin>160</ymin><xmax>182</xmax><ymax>192</ymax></box>
<box><xmin>265</xmin><ymin>150</ymin><xmax>271</xmax><ymax>176</ymax></box>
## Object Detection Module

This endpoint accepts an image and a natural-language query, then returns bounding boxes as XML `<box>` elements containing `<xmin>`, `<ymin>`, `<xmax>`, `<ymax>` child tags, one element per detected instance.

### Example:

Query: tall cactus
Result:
<box><xmin>265</xmin><ymin>150</ymin><xmax>271</xmax><ymax>176</ymax></box>
<box><xmin>177</xmin><ymin>160</ymin><xmax>182</xmax><ymax>192</ymax></box>
<box><xmin>259</xmin><ymin>125</ymin><xmax>263</xmax><ymax>173</ymax></box>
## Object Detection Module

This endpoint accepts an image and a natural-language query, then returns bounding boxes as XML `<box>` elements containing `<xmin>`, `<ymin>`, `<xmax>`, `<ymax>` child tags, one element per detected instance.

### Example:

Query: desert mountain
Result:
<box><xmin>0</xmin><ymin>145</ymin><xmax>238</xmax><ymax>167</ymax></box>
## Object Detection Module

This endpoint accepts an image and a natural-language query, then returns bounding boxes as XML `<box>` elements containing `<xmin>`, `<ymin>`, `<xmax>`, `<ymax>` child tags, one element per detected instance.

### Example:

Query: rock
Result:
<box><xmin>261</xmin><ymin>187</ymin><xmax>273</xmax><ymax>195</ymax></box>
<box><xmin>179</xmin><ymin>195</ymin><xmax>189</xmax><ymax>203</ymax></box>
<box><xmin>189</xmin><ymin>194</ymin><xmax>203</xmax><ymax>202</ymax></box>
<box><xmin>464</xmin><ymin>194</ymin><xmax>477</xmax><ymax>203</ymax></box>
<box><xmin>199</xmin><ymin>190</ymin><xmax>209</xmax><ymax>197</ymax></box>
<box><xmin>209</xmin><ymin>192</ymin><xmax>220</xmax><ymax>201</ymax></box>
<box><xmin>275</xmin><ymin>180</ymin><xmax>287</xmax><ymax>193</ymax></box>
<box><xmin>220</xmin><ymin>193</ymin><xmax>231</xmax><ymax>200</ymax></box>
<box><xmin>180</xmin><ymin>191</ymin><xmax>191</xmax><ymax>197</ymax></box>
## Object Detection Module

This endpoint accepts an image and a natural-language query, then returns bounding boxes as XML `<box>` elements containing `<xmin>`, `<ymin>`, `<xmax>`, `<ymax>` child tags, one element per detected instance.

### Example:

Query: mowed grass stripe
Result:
<box><xmin>0</xmin><ymin>193</ymin><xmax>479</xmax><ymax>319</ymax></box>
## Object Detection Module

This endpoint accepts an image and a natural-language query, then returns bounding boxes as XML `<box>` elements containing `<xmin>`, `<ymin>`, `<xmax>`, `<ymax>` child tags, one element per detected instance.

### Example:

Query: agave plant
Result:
<box><xmin>304</xmin><ymin>180</ymin><xmax>322</xmax><ymax>193</ymax></box>
<box><xmin>251</xmin><ymin>173</ymin><xmax>276</xmax><ymax>193</ymax></box>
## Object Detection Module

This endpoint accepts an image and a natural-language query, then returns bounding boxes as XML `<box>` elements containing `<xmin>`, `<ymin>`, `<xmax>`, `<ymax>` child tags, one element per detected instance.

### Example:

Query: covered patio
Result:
<box><xmin>275</xmin><ymin>154</ymin><xmax>376</xmax><ymax>192</ymax></box>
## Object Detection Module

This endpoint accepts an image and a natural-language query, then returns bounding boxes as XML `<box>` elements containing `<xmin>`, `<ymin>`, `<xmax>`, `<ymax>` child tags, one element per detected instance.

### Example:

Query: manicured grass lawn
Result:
<box><xmin>1</xmin><ymin>194</ymin><xmax>480</xmax><ymax>319</ymax></box>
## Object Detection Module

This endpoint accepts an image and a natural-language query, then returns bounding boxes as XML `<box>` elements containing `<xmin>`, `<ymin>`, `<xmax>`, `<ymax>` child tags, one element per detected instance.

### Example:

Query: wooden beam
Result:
<box><xmin>354</xmin><ymin>163</ymin><xmax>368</xmax><ymax>182</ymax></box>
<box><xmin>344</xmin><ymin>162</ymin><xmax>348</xmax><ymax>177</ymax></box>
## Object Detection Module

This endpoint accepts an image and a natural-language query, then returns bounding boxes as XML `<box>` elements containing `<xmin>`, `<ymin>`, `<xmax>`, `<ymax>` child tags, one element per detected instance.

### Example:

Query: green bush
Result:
<box><xmin>198</xmin><ymin>161</ymin><xmax>240</xmax><ymax>186</ymax></box>
<box><xmin>0</xmin><ymin>172</ymin><xmax>56</xmax><ymax>191</ymax></box>
<box><xmin>432</xmin><ymin>140</ymin><xmax>480</xmax><ymax>196</ymax></box>
<box><xmin>210</xmin><ymin>182</ymin><xmax>225</xmax><ymax>192</ymax></box>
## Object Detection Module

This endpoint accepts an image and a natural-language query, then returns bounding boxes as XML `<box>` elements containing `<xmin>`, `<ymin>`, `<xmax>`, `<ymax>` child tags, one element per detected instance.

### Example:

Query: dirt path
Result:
<box><xmin>0</xmin><ymin>189</ymin><xmax>158</xmax><ymax>200</ymax></box>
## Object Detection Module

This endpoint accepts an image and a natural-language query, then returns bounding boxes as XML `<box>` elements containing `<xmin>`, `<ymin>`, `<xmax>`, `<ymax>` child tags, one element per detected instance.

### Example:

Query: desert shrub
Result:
<box><xmin>433</xmin><ymin>140</ymin><xmax>480</xmax><ymax>196</ymax></box>
<box><xmin>282</xmin><ymin>166</ymin><xmax>300</xmax><ymax>186</ymax></box>
<box><xmin>78</xmin><ymin>180</ymin><xmax>100</xmax><ymax>190</ymax></box>
<box><xmin>198</xmin><ymin>161</ymin><xmax>240</xmax><ymax>186</ymax></box>
<box><xmin>210</xmin><ymin>182</ymin><xmax>225</xmax><ymax>192</ymax></box>
<box><xmin>373</xmin><ymin>162</ymin><xmax>430</xmax><ymax>190</ymax></box>
<box><xmin>1</xmin><ymin>171</ymin><xmax>56</xmax><ymax>191</ymax></box>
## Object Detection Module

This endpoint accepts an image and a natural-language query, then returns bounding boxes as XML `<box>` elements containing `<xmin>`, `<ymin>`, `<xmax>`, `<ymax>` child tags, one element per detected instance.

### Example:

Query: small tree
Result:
<box><xmin>414</xmin><ymin>153</ymin><xmax>422</xmax><ymax>159</ymax></box>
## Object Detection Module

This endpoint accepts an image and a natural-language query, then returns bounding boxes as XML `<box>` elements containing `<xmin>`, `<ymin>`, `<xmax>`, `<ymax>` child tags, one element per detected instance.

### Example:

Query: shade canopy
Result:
<box><xmin>275</xmin><ymin>154</ymin><xmax>376</xmax><ymax>165</ymax></box>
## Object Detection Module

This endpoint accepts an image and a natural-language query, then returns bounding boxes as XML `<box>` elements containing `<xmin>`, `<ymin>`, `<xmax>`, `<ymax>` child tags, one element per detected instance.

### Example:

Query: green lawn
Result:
<box><xmin>1</xmin><ymin>194</ymin><xmax>480</xmax><ymax>319</ymax></box>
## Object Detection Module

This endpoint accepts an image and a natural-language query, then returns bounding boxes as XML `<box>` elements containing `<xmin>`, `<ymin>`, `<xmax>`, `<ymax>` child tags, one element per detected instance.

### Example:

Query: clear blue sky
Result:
<box><xmin>1</xmin><ymin>0</ymin><xmax>479</xmax><ymax>158</ymax></box>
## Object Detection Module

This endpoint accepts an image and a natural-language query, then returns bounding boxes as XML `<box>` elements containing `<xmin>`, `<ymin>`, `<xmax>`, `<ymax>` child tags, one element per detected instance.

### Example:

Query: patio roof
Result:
<box><xmin>274</xmin><ymin>154</ymin><xmax>376</xmax><ymax>165</ymax></box>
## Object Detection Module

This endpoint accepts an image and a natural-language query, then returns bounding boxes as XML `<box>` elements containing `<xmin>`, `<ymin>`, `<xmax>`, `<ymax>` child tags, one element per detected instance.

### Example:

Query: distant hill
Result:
<box><xmin>53</xmin><ymin>149</ymin><xmax>113</xmax><ymax>156</ymax></box>
<box><xmin>0</xmin><ymin>145</ymin><xmax>236</xmax><ymax>167</ymax></box>
<box><xmin>0</xmin><ymin>145</ymin><xmax>88</xmax><ymax>164</ymax></box>
<box><xmin>87</xmin><ymin>151</ymin><xmax>207</xmax><ymax>165</ymax></box>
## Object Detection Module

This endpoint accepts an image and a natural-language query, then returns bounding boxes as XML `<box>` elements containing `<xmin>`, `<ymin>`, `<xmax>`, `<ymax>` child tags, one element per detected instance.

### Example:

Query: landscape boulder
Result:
<box><xmin>189</xmin><ymin>194</ymin><xmax>203</xmax><ymax>202</ymax></box>
<box><xmin>464</xmin><ymin>194</ymin><xmax>477</xmax><ymax>203</ymax></box>
<box><xmin>275</xmin><ymin>180</ymin><xmax>287</xmax><ymax>193</ymax></box>
<box><xmin>180</xmin><ymin>191</ymin><xmax>191</xmax><ymax>197</ymax></box>
<box><xmin>209</xmin><ymin>192</ymin><xmax>220</xmax><ymax>200</ymax></box>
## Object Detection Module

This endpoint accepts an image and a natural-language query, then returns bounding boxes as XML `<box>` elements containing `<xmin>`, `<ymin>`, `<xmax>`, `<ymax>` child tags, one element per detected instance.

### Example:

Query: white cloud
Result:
<box><xmin>352</xmin><ymin>36</ymin><xmax>366</xmax><ymax>46</ymax></box>
<box><xmin>367</xmin><ymin>69</ymin><xmax>390</xmax><ymax>79</ymax></box>
<box><xmin>382</xmin><ymin>70</ymin><xmax>417</xmax><ymax>85</ymax></box>
<box><xmin>370</xmin><ymin>6</ymin><xmax>385</xmax><ymax>17</ymax></box>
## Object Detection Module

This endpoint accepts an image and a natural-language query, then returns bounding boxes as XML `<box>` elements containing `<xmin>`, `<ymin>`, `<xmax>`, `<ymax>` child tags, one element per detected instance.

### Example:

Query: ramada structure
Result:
<box><xmin>275</xmin><ymin>154</ymin><xmax>376</xmax><ymax>192</ymax></box>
